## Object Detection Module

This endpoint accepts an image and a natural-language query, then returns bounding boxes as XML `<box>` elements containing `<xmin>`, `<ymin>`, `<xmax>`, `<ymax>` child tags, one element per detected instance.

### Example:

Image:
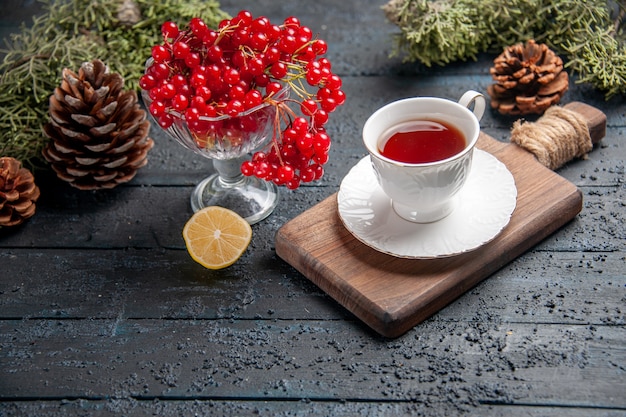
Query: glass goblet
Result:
<box><xmin>143</xmin><ymin>86</ymin><xmax>289</xmax><ymax>225</ymax></box>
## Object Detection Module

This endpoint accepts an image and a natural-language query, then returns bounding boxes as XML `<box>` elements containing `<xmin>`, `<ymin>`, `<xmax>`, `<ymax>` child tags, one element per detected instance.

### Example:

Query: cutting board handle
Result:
<box><xmin>564</xmin><ymin>101</ymin><xmax>606</xmax><ymax>145</ymax></box>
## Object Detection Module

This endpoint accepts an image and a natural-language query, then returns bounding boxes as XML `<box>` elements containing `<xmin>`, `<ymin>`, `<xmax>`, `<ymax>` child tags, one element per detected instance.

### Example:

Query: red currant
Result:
<box><xmin>280</xmin><ymin>143</ymin><xmax>297</xmax><ymax>159</ymax></box>
<box><xmin>296</xmin><ymin>133</ymin><xmax>314</xmax><ymax>156</ymax></box>
<box><xmin>202</xmin><ymin>30</ymin><xmax>218</xmax><ymax>46</ymax></box>
<box><xmin>247</xmin><ymin>57</ymin><xmax>266</xmax><ymax>76</ymax></box>
<box><xmin>325</xmin><ymin>74</ymin><xmax>342</xmax><ymax>90</ymax></box>
<box><xmin>267</xmin><ymin>24</ymin><xmax>282</xmax><ymax>42</ymax></box>
<box><xmin>313</xmin><ymin>39</ymin><xmax>328</xmax><ymax>55</ymax></box>
<box><xmin>172</xmin><ymin>94</ymin><xmax>189</xmax><ymax>112</ymax></box>
<box><xmin>206</xmin><ymin>44</ymin><xmax>222</xmax><ymax>63</ymax></box>
<box><xmin>265</xmin><ymin>82</ymin><xmax>283</xmax><ymax>98</ymax></box>
<box><xmin>314</xmin><ymin>152</ymin><xmax>330</xmax><ymax>164</ymax></box>
<box><xmin>225</xmin><ymin>99</ymin><xmax>244</xmax><ymax>117</ymax></box>
<box><xmin>233</xmin><ymin>10</ymin><xmax>253</xmax><ymax>26</ymax></box>
<box><xmin>313</xmin><ymin>164</ymin><xmax>324</xmax><ymax>180</ymax></box>
<box><xmin>286</xmin><ymin>177</ymin><xmax>301</xmax><ymax>190</ymax></box>
<box><xmin>313</xmin><ymin>132</ymin><xmax>331</xmax><ymax>153</ymax></box>
<box><xmin>149</xmin><ymin>62</ymin><xmax>170</xmax><ymax>81</ymax></box>
<box><xmin>313</xmin><ymin>109</ymin><xmax>329</xmax><ymax>126</ymax></box>
<box><xmin>233</xmin><ymin>28</ymin><xmax>250</xmax><ymax>46</ymax></box>
<box><xmin>189</xmin><ymin>17</ymin><xmax>208</xmax><ymax>39</ymax></box>
<box><xmin>332</xmin><ymin>89</ymin><xmax>346</xmax><ymax>106</ymax></box>
<box><xmin>283</xmin><ymin>16</ymin><xmax>300</xmax><ymax>28</ymax></box>
<box><xmin>172</xmin><ymin>41</ymin><xmax>191</xmax><ymax>60</ymax></box>
<box><xmin>292</xmin><ymin>117</ymin><xmax>309</xmax><ymax>133</ymax></box>
<box><xmin>194</xmin><ymin>86</ymin><xmax>211</xmax><ymax>101</ymax></box>
<box><xmin>300</xmin><ymin>166</ymin><xmax>315</xmax><ymax>183</ymax></box>
<box><xmin>270</xmin><ymin>62</ymin><xmax>288</xmax><ymax>79</ymax></box>
<box><xmin>139</xmin><ymin>74</ymin><xmax>156</xmax><ymax>90</ymax></box>
<box><xmin>306</xmin><ymin>67</ymin><xmax>323</xmax><ymax>85</ymax></box>
<box><xmin>265</xmin><ymin>46</ymin><xmax>281</xmax><ymax>64</ymax></box>
<box><xmin>249</xmin><ymin>31</ymin><xmax>269</xmax><ymax>50</ymax></box>
<box><xmin>276</xmin><ymin>165</ymin><xmax>295</xmax><ymax>183</ymax></box>
<box><xmin>320</xmin><ymin>97</ymin><xmax>337</xmax><ymax>113</ymax></box>
<box><xmin>279</xmin><ymin>35</ymin><xmax>297</xmax><ymax>54</ymax></box>
<box><xmin>300</xmin><ymin>99</ymin><xmax>318</xmax><ymax>116</ymax></box>
<box><xmin>241</xmin><ymin>160</ymin><xmax>255</xmax><ymax>176</ymax></box>
<box><xmin>185</xmin><ymin>106</ymin><xmax>200</xmax><ymax>123</ymax></box>
<box><xmin>222</xmin><ymin>67</ymin><xmax>240</xmax><ymax>85</ymax></box>
<box><xmin>185</xmin><ymin>52</ymin><xmax>201</xmax><ymax>68</ymax></box>
<box><xmin>283</xmin><ymin>128</ymin><xmax>299</xmax><ymax>144</ymax></box>
<box><xmin>161</xmin><ymin>21</ymin><xmax>179</xmax><ymax>40</ymax></box>
<box><xmin>158</xmin><ymin>113</ymin><xmax>174</xmax><ymax>129</ymax></box>
<box><xmin>151</xmin><ymin>45</ymin><xmax>171</xmax><ymax>63</ymax></box>
<box><xmin>243</xmin><ymin>90</ymin><xmax>263</xmax><ymax>109</ymax></box>
<box><xmin>254</xmin><ymin>162</ymin><xmax>271</xmax><ymax>179</ymax></box>
<box><xmin>190</xmin><ymin>72</ymin><xmax>207</xmax><ymax>89</ymax></box>
<box><xmin>141</xmin><ymin>11</ymin><xmax>346</xmax><ymax>190</ymax></box>
<box><xmin>254</xmin><ymin>74</ymin><xmax>270</xmax><ymax>87</ymax></box>
<box><xmin>149</xmin><ymin>100</ymin><xmax>166</xmax><ymax>117</ymax></box>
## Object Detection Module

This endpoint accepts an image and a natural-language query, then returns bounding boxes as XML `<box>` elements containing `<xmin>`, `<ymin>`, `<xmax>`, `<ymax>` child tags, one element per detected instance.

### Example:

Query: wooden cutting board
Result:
<box><xmin>275</xmin><ymin>103</ymin><xmax>604</xmax><ymax>338</ymax></box>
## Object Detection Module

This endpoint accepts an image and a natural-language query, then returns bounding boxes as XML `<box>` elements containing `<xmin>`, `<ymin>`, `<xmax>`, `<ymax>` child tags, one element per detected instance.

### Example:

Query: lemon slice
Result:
<box><xmin>182</xmin><ymin>206</ymin><xmax>252</xmax><ymax>270</ymax></box>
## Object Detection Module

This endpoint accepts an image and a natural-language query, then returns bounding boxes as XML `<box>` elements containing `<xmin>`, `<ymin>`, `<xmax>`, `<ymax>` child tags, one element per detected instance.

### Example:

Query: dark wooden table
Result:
<box><xmin>1</xmin><ymin>1</ymin><xmax>625</xmax><ymax>416</ymax></box>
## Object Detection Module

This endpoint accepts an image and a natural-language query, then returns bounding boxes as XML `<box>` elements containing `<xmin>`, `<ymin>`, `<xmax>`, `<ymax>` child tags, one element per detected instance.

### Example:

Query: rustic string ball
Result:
<box><xmin>510</xmin><ymin>105</ymin><xmax>593</xmax><ymax>170</ymax></box>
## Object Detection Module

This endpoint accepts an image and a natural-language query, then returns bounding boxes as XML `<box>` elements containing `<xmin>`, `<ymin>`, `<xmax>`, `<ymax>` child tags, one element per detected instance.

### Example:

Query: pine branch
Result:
<box><xmin>384</xmin><ymin>0</ymin><xmax>625</xmax><ymax>99</ymax></box>
<box><xmin>0</xmin><ymin>0</ymin><xmax>229</xmax><ymax>169</ymax></box>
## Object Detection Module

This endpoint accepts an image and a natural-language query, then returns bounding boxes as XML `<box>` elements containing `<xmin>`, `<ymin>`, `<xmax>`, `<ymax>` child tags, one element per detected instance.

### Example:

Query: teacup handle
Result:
<box><xmin>458</xmin><ymin>90</ymin><xmax>485</xmax><ymax>122</ymax></box>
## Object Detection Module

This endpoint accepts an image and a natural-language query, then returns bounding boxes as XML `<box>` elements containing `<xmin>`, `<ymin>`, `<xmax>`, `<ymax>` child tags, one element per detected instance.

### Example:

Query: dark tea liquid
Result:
<box><xmin>379</xmin><ymin>119</ymin><xmax>466</xmax><ymax>164</ymax></box>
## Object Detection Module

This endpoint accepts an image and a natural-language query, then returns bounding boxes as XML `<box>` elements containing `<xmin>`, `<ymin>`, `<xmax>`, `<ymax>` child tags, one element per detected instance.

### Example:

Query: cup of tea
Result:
<box><xmin>362</xmin><ymin>91</ymin><xmax>485</xmax><ymax>223</ymax></box>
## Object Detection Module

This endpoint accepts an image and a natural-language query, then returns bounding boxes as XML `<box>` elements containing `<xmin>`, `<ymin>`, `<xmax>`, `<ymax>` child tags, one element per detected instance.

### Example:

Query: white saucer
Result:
<box><xmin>337</xmin><ymin>150</ymin><xmax>517</xmax><ymax>259</ymax></box>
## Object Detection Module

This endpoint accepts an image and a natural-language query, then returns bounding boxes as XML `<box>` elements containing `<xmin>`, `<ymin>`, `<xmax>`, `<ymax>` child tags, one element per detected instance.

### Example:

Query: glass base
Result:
<box><xmin>190</xmin><ymin>173</ymin><xmax>279</xmax><ymax>225</ymax></box>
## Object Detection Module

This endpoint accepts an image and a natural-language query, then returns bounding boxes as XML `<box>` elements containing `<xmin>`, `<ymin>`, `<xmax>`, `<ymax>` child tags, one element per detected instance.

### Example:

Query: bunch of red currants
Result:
<box><xmin>140</xmin><ymin>10</ymin><xmax>346</xmax><ymax>189</ymax></box>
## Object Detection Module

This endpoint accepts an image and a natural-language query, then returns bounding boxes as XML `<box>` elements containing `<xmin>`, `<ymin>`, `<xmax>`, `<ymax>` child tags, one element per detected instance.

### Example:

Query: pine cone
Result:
<box><xmin>0</xmin><ymin>157</ymin><xmax>40</xmax><ymax>227</ymax></box>
<box><xmin>42</xmin><ymin>59</ymin><xmax>154</xmax><ymax>190</ymax></box>
<box><xmin>117</xmin><ymin>0</ymin><xmax>142</xmax><ymax>27</ymax></box>
<box><xmin>487</xmin><ymin>40</ymin><xmax>569</xmax><ymax>115</ymax></box>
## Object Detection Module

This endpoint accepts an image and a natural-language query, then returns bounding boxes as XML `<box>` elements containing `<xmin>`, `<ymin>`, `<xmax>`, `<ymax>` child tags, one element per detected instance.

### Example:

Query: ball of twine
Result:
<box><xmin>510</xmin><ymin>106</ymin><xmax>592</xmax><ymax>170</ymax></box>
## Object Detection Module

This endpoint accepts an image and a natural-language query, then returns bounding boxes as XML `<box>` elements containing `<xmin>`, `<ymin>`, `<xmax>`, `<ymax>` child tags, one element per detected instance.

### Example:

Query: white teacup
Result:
<box><xmin>362</xmin><ymin>91</ymin><xmax>485</xmax><ymax>223</ymax></box>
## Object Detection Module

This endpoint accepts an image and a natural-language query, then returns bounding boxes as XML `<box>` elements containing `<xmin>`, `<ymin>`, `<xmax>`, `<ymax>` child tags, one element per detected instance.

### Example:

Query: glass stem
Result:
<box><xmin>213</xmin><ymin>157</ymin><xmax>246</xmax><ymax>188</ymax></box>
